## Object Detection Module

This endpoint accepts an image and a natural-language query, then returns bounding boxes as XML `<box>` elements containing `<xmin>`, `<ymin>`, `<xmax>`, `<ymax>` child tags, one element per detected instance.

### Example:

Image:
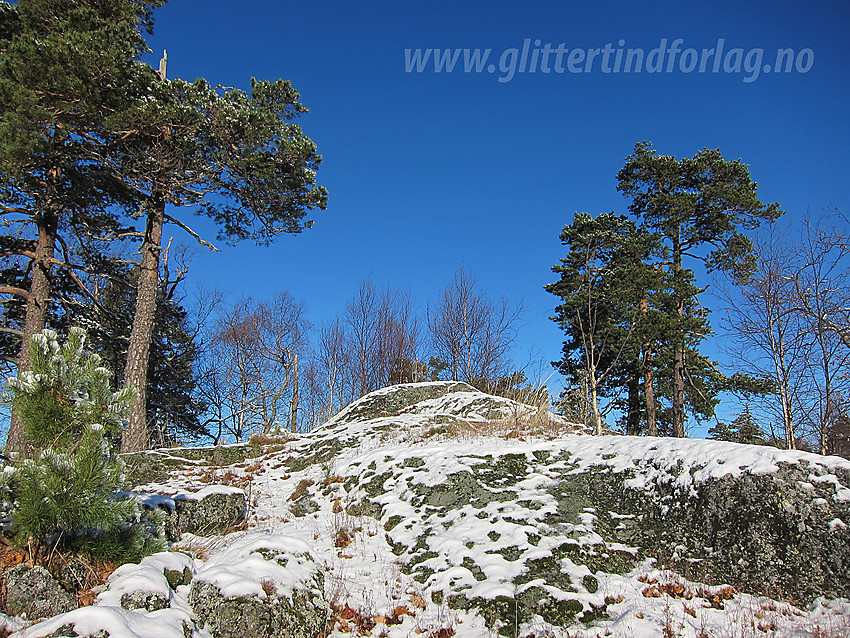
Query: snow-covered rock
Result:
<box><xmin>132</xmin><ymin>486</ymin><xmax>247</xmax><ymax>540</ymax></box>
<box><xmin>188</xmin><ymin>533</ymin><xmax>328</xmax><ymax>638</ymax></box>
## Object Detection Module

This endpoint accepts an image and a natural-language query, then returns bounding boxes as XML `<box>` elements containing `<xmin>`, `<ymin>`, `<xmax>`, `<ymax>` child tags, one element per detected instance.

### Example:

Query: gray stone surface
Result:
<box><xmin>189</xmin><ymin>548</ymin><xmax>328</xmax><ymax>638</ymax></box>
<box><xmin>3</xmin><ymin>564</ymin><xmax>77</xmax><ymax>620</ymax></box>
<box><xmin>121</xmin><ymin>444</ymin><xmax>262</xmax><ymax>491</ymax></box>
<box><xmin>148</xmin><ymin>488</ymin><xmax>247</xmax><ymax>541</ymax></box>
<box><xmin>172</xmin><ymin>490</ymin><xmax>247</xmax><ymax>537</ymax></box>
<box><xmin>120</xmin><ymin>589</ymin><xmax>170</xmax><ymax>612</ymax></box>
<box><xmin>368</xmin><ymin>446</ymin><xmax>850</xmax><ymax>613</ymax></box>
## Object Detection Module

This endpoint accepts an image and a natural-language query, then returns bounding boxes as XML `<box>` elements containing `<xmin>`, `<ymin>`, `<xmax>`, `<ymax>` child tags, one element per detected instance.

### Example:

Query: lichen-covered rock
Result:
<box><xmin>344</xmin><ymin>433</ymin><xmax>850</xmax><ymax>628</ymax></box>
<box><xmin>3</xmin><ymin>564</ymin><xmax>77</xmax><ymax>620</ymax></box>
<box><xmin>94</xmin><ymin>549</ymin><xmax>196</xmax><ymax>617</ymax></box>
<box><xmin>16</xmin><ymin>605</ymin><xmax>195</xmax><ymax>638</ymax></box>
<box><xmin>172</xmin><ymin>487</ymin><xmax>246</xmax><ymax>537</ymax></box>
<box><xmin>136</xmin><ymin>486</ymin><xmax>246</xmax><ymax>540</ymax></box>
<box><xmin>188</xmin><ymin>533</ymin><xmax>328</xmax><ymax>638</ymax></box>
<box><xmin>55</xmin><ymin>557</ymin><xmax>93</xmax><ymax>594</ymax></box>
<box><xmin>163</xmin><ymin>566</ymin><xmax>193</xmax><ymax>589</ymax></box>
<box><xmin>190</xmin><ymin>581</ymin><xmax>326</xmax><ymax>638</ymax></box>
<box><xmin>626</xmin><ymin>459</ymin><xmax>850</xmax><ymax>603</ymax></box>
<box><xmin>305</xmin><ymin>382</ymin><xmax>585</xmax><ymax>466</ymax></box>
<box><xmin>327</xmin><ymin>381</ymin><xmax>477</xmax><ymax>424</ymax></box>
<box><xmin>119</xmin><ymin>590</ymin><xmax>169</xmax><ymax>612</ymax></box>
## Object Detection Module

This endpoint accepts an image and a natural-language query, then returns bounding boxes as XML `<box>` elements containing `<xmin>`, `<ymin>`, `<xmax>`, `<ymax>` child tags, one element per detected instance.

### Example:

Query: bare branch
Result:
<box><xmin>0</xmin><ymin>286</ymin><xmax>31</xmax><ymax>301</ymax></box>
<box><xmin>163</xmin><ymin>214</ymin><xmax>220</xmax><ymax>252</ymax></box>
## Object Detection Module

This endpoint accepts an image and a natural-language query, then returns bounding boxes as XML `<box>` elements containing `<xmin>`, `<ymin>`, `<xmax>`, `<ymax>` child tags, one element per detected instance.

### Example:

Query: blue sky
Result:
<box><xmin>141</xmin><ymin>1</ymin><xmax>849</xmax><ymax>428</ymax></box>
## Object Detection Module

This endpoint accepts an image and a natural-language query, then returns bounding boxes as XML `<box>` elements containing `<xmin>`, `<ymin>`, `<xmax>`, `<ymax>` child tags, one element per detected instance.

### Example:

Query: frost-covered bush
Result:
<box><xmin>5</xmin><ymin>328</ymin><xmax>164</xmax><ymax>562</ymax></box>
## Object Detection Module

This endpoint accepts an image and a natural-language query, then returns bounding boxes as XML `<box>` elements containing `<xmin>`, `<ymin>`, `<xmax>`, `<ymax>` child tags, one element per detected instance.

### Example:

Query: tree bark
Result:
<box><xmin>625</xmin><ymin>364</ymin><xmax>641</xmax><ymax>436</ymax></box>
<box><xmin>6</xmin><ymin>207</ymin><xmax>59</xmax><ymax>455</ymax></box>
<box><xmin>816</xmin><ymin>322</ymin><xmax>832</xmax><ymax>455</ymax></box>
<box><xmin>290</xmin><ymin>352</ymin><xmax>299</xmax><ymax>433</ymax></box>
<box><xmin>121</xmin><ymin>196</ymin><xmax>164</xmax><ymax>453</ymax></box>
<box><xmin>671</xmin><ymin>227</ymin><xmax>686</xmax><ymax>438</ymax></box>
<box><xmin>643</xmin><ymin>345</ymin><xmax>658</xmax><ymax>437</ymax></box>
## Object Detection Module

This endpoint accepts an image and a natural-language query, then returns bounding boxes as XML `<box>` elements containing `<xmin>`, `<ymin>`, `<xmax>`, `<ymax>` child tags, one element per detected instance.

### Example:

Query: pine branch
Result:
<box><xmin>163</xmin><ymin>213</ymin><xmax>220</xmax><ymax>252</ymax></box>
<box><xmin>0</xmin><ymin>285</ymin><xmax>31</xmax><ymax>301</ymax></box>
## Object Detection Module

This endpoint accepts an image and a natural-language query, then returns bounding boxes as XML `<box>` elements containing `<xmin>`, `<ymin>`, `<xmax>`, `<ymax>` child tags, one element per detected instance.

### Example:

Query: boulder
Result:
<box><xmin>188</xmin><ymin>533</ymin><xmax>328</xmax><ymax>638</ymax></box>
<box><xmin>135</xmin><ymin>486</ymin><xmax>246</xmax><ymax>540</ymax></box>
<box><xmin>95</xmin><ymin>548</ymin><xmax>196</xmax><ymax>614</ymax></box>
<box><xmin>3</xmin><ymin>564</ymin><xmax>77</xmax><ymax>620</ymax></box>
<box><xmin>171</xmin><ymin>486</ymin><xmax>247</xmax><ymax>537</ymax></box>
<box><xmin>346</xmin><ymin>432</ymin><xmax>850</xmax><ymax>633</ymax></box>
<box><xmin>121</xmin><ymin>444</ymin><xmax>263</xmax><ymax>490</ymax></box>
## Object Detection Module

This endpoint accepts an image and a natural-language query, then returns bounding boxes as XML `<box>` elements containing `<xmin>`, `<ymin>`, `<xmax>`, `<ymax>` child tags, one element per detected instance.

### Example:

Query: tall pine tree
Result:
<box><xmin>546</xmin><ymin>212</ymin><xmax>661</xmax><ymax>434</ymax></box>
<box><xmin>0</xmin><ymin>0</ymin><xmax>161</xmax><ymax>454</ymax></box>
<box><xmin>107</xmin><ymin>74</ymin><xmax>327</xmax><ymax>452</ymax></box>
<box><xmin>617</xmin><ymin>142</ymin><xmax>782</xmax><ymax>437</ymax></box>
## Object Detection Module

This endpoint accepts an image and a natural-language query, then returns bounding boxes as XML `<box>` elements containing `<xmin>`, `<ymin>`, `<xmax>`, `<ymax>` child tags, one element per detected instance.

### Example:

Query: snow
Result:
<box><xmin>173</xmin><ymin>485</ymin><xmax>245</xmax><ymax>501</ymax></box>
<box><xmin>18</xmin><ymin>606</ymin><xmax>200</xmax><ymax>638</ymax></box>
<box><xmin>10</xmin><ymin>382</ymin><xmax>850</xmax><ymax>638</ymax></box>
<box><xmin>97</xmin><ymin>551</ymin><xmax>195</xmax><ymax>608</ymax></box>
<box><xmin>192</xmin><ymin>532</ymin><xmax>317</xmax><ymax>599</ymax></box>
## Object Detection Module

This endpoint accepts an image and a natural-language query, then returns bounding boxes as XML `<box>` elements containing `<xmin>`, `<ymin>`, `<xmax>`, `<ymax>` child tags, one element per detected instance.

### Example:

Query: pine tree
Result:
<box><xmin>6</xmin><ymin>328</ymin><xmax>163</xmax><ymax>561</ymax></box>
<box><xmin>0</xmin><ymin>243</ymin><xmax>209</xmax><ymax>446</ymax></box>
<box><xmin>617</xmin><ymin>142</ymin><xmax>782</xmax><ymax>437</ymax></box>
<box><xmin>0</xmin><ymin>0</ymin><xmax>162</xmax><ymax>453</ymax></box>
<box><xmin>707</xmin><ymin>420</ymin><xmax>735</xmax><ymax>442</ymax></box>
<box><xmin>731</xmin><ymin>407</ymin><xmax>765</xmax><ymax>445</ymax></box>
<box><xmin>110</xmin><ymin>74</ymin><xmax>327</xmax><ymax>452</ymax></box>
<box><xmin>80</xmin><ymin>262</ymin><xmax>209</xmax><ymax>445</ymax></box>
<box><xmin>708</xmin><ymin>406</ymin><xmax>765</xmax><ymax>445</ymax></box>
<box><xmin>546</xmin><ymin>212</ymin><xmax>661</xmax><ymax>434</ymax></box>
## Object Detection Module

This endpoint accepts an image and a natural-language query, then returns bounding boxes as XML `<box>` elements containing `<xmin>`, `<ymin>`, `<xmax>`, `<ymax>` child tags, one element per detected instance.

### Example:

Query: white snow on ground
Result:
<box><xmin>10</xmin><ymin>382</ymin><xmax>850</xmax><ymax>638</ymax></box>
<box><xmin>192</xmin><ymin>533</ymin><xmax>317</xmax><ymax>599</ymax></box>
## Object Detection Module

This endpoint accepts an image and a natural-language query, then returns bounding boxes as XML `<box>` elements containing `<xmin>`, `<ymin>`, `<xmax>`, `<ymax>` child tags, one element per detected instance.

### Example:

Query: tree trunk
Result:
<box><xmin>121</xmin><ymin>197</ymin><xmax>164</xmax><ymax>453</ymax></box>
<box><xmin>817</xmin><ymin>323</ymin><xmax>832</xmax><ymax>455</ymax></box>
<box><xmin>290</xmin><ymin>352</ymin><xmax>299</xmax><ymax>433</ymax></box>
<box><xmin>589</xmin><ymin>373</ymin><xmax>602</xmax><ymax>436</ymax></box>
<box><xmin>672</xmin><ymin>340</ymin><xmax>686</xmax><ymax>437</ymax></box>
<box><xmin>625</xmin><ymin>364</ymin><xmax>641</xmax><ymax>436</ymax></box>
<box><xmin>643</xmin><ymin>345</ymin><xmax>658</xmax><ymax>437</ymax></box>
<box><xmin>7</xmin><ymin>207</ymin><xmax>60</xmax><ymax>455</ymax></box>
<box><xmin>671</xmin><ymin>228</ymin><xmax>686</xmax><ymax>438</ymax></box>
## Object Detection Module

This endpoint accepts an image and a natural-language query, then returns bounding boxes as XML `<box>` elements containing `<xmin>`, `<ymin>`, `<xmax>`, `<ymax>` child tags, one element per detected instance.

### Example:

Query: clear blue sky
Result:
<box><xmin>141</xmin><ymin>1</ymin><xmax>850</xmax><ymax>426</ymax></box>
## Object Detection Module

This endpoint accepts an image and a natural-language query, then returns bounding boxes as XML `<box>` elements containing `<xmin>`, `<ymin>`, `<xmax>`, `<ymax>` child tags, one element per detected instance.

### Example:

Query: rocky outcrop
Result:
<box><xmin>3</xmin><ymin>564</ymin><xmax>77</xmax><ymax>620</ymax></box>
<box><xmin>325</xmin><ymin>383</ymin><xmax>850</xmax><ymax>627</ymax></box>
<box><xmin>169</xmin><ymin>487</ymin><xmax>247</xmax><ymax>538</ymax></box>
<box><xmin>7</xmin><ymin>382</ymin><xmax>849</xmax><ymax>638</ymax></box>
<box><xmin>14</xmin><ymin>537</ymin><xmax>329</xmax><ymax>638</ymax></box>
<box><xmin>121</xmin><ymin>444</ymin><xmax>262</xmax><ymax>490</ymax></box>
<box><xmin>134</xmin><ymin>486</ymin><xmax>247</xmax><ymax>541</ymax></box>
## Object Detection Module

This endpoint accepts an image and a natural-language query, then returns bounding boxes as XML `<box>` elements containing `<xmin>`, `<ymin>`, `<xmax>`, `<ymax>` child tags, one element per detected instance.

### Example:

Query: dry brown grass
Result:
<box><xmin>248</xmin><ymin>432</ymin><xmax>296</xmax><ymax>447</ymax></box>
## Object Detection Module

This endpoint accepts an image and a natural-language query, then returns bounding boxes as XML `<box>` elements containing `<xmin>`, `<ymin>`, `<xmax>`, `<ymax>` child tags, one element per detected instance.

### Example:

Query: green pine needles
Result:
<box><xmin>5</xmin><ymin>327</ymin><xmax>165</xmax><ymax>562</ymax></box>
<box><xmin>9</xmin><ymin>327</ymin><xmax>136</xmax><ymax>449</ymax></box>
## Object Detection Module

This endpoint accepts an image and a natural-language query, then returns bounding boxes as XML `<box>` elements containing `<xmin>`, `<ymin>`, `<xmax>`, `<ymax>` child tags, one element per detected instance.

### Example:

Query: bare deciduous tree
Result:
<box><xmin>725</xmin><ymin>214</ymin><xmax>850</xmax><ymax>453</ymax></box>
<box><xmin>315</xmin><ymin>317</ymin><xmax>351</xmax><ymax>418</ymax></box>
<box><xmin>723</xmin><ymin>228</ymin><xmax>806</xmax><ymax>449</ymax></box>
<box><xmin>344</xmin><ymin>280</ymin><xmax>422</xmax><ymax>398</ymax></box>
<box><xmin>204</xmin><ymin>292</ymin><xmax>309</xmax><ymax>440</ymax></box>
<box><xmin>790</xmin><ymin>215</ymin><xmax>850</xmax><ymax>453</ymax></box>
<box><xmin>427</xmin><ymin>268</ymin><xmax>523</xmax><ymax>388</ymax></box>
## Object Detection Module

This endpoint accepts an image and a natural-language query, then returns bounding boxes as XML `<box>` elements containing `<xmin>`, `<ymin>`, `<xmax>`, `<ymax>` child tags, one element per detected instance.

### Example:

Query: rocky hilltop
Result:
<box><xmin>3</xmin><ymin>381</ymin><xmax>849</xmax><ymax>637</ymax></box>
